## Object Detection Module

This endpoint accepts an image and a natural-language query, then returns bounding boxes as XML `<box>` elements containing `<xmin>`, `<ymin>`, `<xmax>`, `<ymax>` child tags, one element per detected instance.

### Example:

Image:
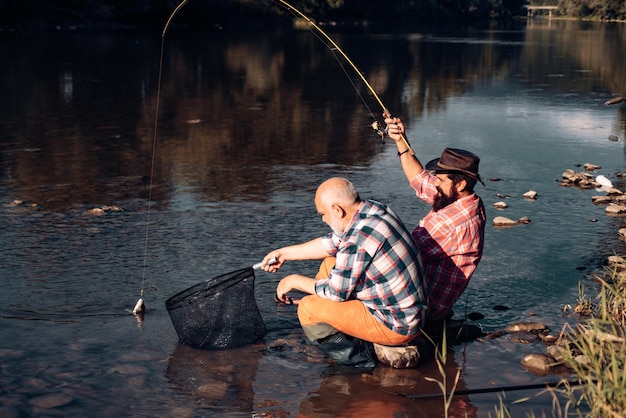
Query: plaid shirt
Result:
<box><xmin>410</xmin><ymin>169</ymin><xmax>486</xmax><ymax>320</ymax></box>
<box><xmin>314</xmin><ymin>200</ymin><xmax>427</xmax><ymax>336</ymax></box>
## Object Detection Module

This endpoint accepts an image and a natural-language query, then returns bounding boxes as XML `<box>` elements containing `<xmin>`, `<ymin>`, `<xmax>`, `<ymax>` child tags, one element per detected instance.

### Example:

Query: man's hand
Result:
<box><xmin>384</xmin><ymin>114</ymin><xmax>405</xmax><ymax>143</ymax></box>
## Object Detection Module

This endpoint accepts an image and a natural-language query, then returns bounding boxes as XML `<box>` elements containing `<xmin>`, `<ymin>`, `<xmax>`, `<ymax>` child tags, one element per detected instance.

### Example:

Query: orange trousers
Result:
<box><xmin>298</xmin><ymin>257</ymin><xmax>416</xmax><ymax>346</ymax></box>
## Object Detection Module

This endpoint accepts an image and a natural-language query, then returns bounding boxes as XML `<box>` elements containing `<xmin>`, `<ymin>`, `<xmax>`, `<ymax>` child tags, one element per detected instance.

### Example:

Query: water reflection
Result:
<box><xmin>1</xmin><ymin>19</ymin><xmax>626</xmax><ymax>417</ymax></box>
<box><xmin>166</xmin><ymin>343</ymin><xmax>261</xmax><ymax>414</ymax></box>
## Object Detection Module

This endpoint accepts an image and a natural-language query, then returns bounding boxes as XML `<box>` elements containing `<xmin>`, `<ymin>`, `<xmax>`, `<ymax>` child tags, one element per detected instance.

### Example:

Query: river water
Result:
<box><xmin>1</xmin><ymin>17</ymin><xmax>626</xmax><ymax>417</ymax></box>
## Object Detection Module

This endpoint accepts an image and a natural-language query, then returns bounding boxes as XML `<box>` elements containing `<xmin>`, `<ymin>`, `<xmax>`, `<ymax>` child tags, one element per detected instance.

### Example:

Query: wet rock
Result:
<box><xmin>546</xmin><ymin>344</ymin><xmax>567</xmax><ymax>363</ymax></box>
<box><xmin>485</xmin><ymin>330</ymin><xmax>507</xmax><ymax>339</ymax></box>
<box><xmin>373</xmin><ymin>343</ymin><xmax>421</xmax><ymax>369</ymax></box>
<box><xmin>467</xmin><ymin>312</ymin><xmax>485</xmax><ymax>321</ymax></box>
<box><xmin>509</xmin><ymin>332</ymin><xmax>540</xmax><ymax>344</ymax></box>
<box><xmin>605</xmin><ymin>203</ymin><xmax>626</xmax><ymax>214</ymax></box>
<box><xmin>506</xmin><ymin>322</ymin><xmax>550</xmax><ymax>334</ymax></box>
<box><xmin>29</xmin><ymin>393</ymin><xmax>73</xmax><ymax>409</ymax></box>
<box><xmin>523</xmin><ymin>190</ymin><xmax>538</xmax><ymax>199</ymax></box>
<box><xmin>604</xmin><ymin>97</ymin><xmax>624</xmax><ymax>106</ymax></box>
<box><xmin>0</xmin><ymin>349</ymin><xmax>24</xmax><ymax>358</ymax></box>
<box><xmin>493</xmin><ymin>305</ymin><xmax>509</xmax><ymax>311</ymax></box>
<box><xmin>517</xmin><ymin>216</ymin><xmax>531</xmax><ymax>224</ymax></box>
<box><xmin>493</xmin><ymin>201</ymin><xmax>508</xmax><ymax>209</ymax></box>
<box><xmin>592</xmin><ymin>195</ymin><xmax>613</xmax><ymax>204</ymax></box>
<box><xmin>540</xmin><ymin>334</ymin><xmax>559</xmax><ymax>344</ymax></box>
<box><xmin>584</xmin><ymin>163</ymin><xmax>601</xmax><ymax>171</ymax></box>
<box><xmin>520</xmin><ymin>353</ymin><xmax>553</xmax><ymax>374</ymax></box>
<box><xmin>85</xmin><ymin>208</ymin><xmax>106</xmax><ymax>216</ymax></box>
<box><xmin>493</xmin><ymin>216</ymin><xmax>517</xmax><ymax>226</ymax></box>
<box><xmin>609</xmin><ymin>135</ymin><xmax>620</xmax><ymax>141</ymax></box>
<box><xmin>107</xmin><ymin>364</ymin><xmax>149</xmax><ymax>375</ymax></box>
<box><xmin>607</xmin><ymin>255</ymin><xmax>626</xmax><ymax>270</ymax></box>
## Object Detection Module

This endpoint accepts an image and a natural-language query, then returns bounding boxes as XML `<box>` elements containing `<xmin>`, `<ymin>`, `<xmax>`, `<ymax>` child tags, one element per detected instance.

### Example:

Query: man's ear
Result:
<box><xmin>331</xmin><ymin>203</ymin><xmax>346</xmax><ymax>218</ymax></box>
<box><xmin>455</xmin><ymin>178</ymin><xmax>468</xmax><ymax>193</ymax></box>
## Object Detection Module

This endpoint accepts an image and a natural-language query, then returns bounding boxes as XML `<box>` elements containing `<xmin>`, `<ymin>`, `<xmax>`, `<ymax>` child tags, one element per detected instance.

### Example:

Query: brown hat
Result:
<box><xmin>425</xmin><ymin>148</ymin><xmax>481</xmax><ymax>181</ymax></box>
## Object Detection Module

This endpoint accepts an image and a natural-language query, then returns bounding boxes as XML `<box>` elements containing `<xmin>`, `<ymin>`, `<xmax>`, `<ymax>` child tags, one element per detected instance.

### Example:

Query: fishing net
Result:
<box><xmin>165</xmin><ymin>267</ymin><xmax>267</xmax><ymax>350</ymax></box>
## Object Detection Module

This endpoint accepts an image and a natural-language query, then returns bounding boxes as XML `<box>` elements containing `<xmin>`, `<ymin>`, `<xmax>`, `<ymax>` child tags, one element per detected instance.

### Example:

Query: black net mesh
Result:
<box><xmin>165</xmin><ymin>267</ymin><xmax>267</xmax><ymax>350</ymax></box>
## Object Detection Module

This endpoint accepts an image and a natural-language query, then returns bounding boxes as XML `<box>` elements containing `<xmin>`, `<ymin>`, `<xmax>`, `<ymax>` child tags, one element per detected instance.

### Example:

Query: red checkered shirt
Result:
<box><xmin>410</xmin><ymin>170</ymin><xmax>486</xmax><ymax>320</ymax></box>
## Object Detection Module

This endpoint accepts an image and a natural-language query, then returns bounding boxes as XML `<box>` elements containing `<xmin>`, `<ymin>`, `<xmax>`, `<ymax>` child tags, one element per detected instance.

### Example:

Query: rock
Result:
<box><xmin>584</xmin><ymin>163</ymin><xmax>601</xmax><ymax>171</ymax></box>
<box><xmin>607</xmin><ymin>255</ymin><xmax>626</xmax><ymax>269</ymax></box>
<box><xmin>523</xmin><ymin>190</ymin><xmax>538</xmax><ymax>199</ymax></box>
<box><xmin>373</xmin><ymin>343</ymin><xmax>421</xmax><ymax>369</ymax></box>
<box><xmin>493</xmin><ymin>216</ymin><xmax>517</xmax><ymax>226</ymax></box>
<box><xmin>509</xmin><ymin>332</ymin><xmax>539</xmax><ymax>344</ymax></box>
<box><xmin>592</xmin><ymin>195</ymin><xmax>613</xmax><ymax>204</ymax></box>
<box><xmin>546</xmin><ymin>344</ymin><xmax>567</xmax><ymax>363</ymax></box>
<box><xmin>517</xmin><ymin>216</ymin><xmax>531</xmax><ymax>224</ymax></box>
<box><xmin>493</xmin><ymin>201</ymin><xmax>508</xmax><ymax>209</ymax></box>
<box><xmin>520</xmin><ymin>353</ymin><xmax>553</xmax><ymax>374</ymax></box>
<box><xmin>29</xmin><ymin>393</ymin><xmax>73</xmax><ymax>409</ymax></box>
<box><xmin>467</xmin><ymin>312</ymin><xmax>485</xmax><ymax>321</ymax></box>
<box><xmin>606</xmin><ymin>203</ymin><xmax>626</xmax><ymax>214</ymax></box>
<box><xmin>604</xmin><ymin>97</ymin><xmax>624</xmax><ymax>106</ymax></box>
<box><xmin>609</xmin><ymin>135</ymin><xmax>620</xmax><ymax>141</ymax></box>
<box><xmin>85</xmin><ymin>208</ymin><xmax>106</xmax><ymax>216</ymax></box>
<box><xmin>619</xmin><ymin>229</ymin><xmax>626</xmax><ymax>239</ymax></box>
<box><xmin>506</xmin><ymin>321</ymin><xmax>549</xmax><ymax>333</ymax></box>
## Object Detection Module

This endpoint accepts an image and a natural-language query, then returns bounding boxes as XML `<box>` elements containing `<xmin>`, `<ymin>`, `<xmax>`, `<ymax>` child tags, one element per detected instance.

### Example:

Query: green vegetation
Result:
<box><xmin>556</xmin><ymin>262</ymin><xmax>626</xmax><ymax>417</ymax></box>
<box><xmin>556</xmin><ymin>0</ymin><xmax>626</xmax><ymax>21</ymax></box>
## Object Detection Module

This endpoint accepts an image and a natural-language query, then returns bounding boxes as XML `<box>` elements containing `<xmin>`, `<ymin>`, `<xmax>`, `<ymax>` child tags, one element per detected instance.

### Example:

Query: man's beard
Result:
<box><xmin>432</xmin><ymin>187</ymin><xmax>460</xmax><ymax>211</ymax></box>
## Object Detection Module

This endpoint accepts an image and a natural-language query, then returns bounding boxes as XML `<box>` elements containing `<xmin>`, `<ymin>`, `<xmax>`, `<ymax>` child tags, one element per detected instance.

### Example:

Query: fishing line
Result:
<box><xmin>280</xmin><ymin>9</ymin><xmax>379</xmax><ymax>131</ymax></box>
<box><xmin>271</xmin><ymin>0</ymin><xmax>413</xmax><ymax>150</ymax></box>
<box><xmin>135</xmin><ymin>0</ymin><xmax>190</xmax><ymax>317</ymax></box>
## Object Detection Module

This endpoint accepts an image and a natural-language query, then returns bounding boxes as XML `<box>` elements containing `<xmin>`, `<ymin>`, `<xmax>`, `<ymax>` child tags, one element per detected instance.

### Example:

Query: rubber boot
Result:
<box><xmin>316</xmin><ymin>332</ymin><xmax>377</xmax><ymax>369</ymax></box>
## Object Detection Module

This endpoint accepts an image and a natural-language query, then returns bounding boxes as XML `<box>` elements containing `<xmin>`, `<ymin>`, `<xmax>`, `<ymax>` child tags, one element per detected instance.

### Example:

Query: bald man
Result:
<box><xmin>262</xmin><ymin>177</ymin><xmax>427</xmax><ymax>368</ymax></box>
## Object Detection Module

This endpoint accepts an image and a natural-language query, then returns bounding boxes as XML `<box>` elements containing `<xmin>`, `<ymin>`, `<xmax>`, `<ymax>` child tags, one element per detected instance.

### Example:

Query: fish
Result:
<box><xmin>132</xmin><ymin>298</ymin><xmax>145</xmax><ymax>315</ymax></box>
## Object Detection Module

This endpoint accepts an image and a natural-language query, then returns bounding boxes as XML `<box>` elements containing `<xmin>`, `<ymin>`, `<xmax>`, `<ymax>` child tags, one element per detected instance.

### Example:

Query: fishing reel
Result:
<box><xmin>371</xmin><ymin>120</ymin><xmax>387</xmax><ymax>144</ymax></box>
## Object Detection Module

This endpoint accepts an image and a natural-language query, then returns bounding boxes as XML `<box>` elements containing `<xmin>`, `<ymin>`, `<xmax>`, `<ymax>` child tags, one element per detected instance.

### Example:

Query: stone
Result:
<box><xmin>606</xmin><ymin>203</ymin><xmax>626</xmax><ymax>214</ymax></box>
<box><xmin>506</xmin><ymin>321</ymin><xmax>549</xmax><ymax>333</ymax></box>
<box><xmin>493</xmin><ymin>216</ymin><xmax>517</xmax><ymax>226</ymax></box>
<box><xmin>493</xmin><ymin>201</ymin><xmax>508</xmax><ymax>209</ymax></box>
<box><xmin>373</xmin><ymin>343</ymin><xmax>421</xmax><ymax>369</ymax></box>
<box><xmin>523</xmin><ymin>190</ymin><xmax>538</xmax><ymax>199</ymax></box>
<box><xmin>584</xmin><ymin>163</ymin><xmax>601</xmax><ymax>171</ymax></box>
<box><xmin>592</xmin><ymin>196</ymin><xmax>613</xmax><ymax>204</ymax></box>
<box><xmin>520</xmin><ymin>353</ymin><xmax>553</xmax><ymax>374</ymax></box>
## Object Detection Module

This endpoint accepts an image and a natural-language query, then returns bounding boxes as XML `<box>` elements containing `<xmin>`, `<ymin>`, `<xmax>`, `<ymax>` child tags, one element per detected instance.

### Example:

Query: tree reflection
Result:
<box><xmin>1</xmin><ymin>22</ymin><xmax>625</xmax><ymax>212</ymax></box>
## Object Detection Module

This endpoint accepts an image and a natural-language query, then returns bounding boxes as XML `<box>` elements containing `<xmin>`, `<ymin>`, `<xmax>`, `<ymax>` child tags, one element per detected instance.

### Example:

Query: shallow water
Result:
<box><xmin>1</xmin><ymin>18</ymin><xmax>626</xmax><ymax>417</ymax></box>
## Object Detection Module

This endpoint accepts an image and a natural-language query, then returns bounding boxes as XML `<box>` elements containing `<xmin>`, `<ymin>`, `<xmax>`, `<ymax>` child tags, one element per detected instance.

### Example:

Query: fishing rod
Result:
<box><xmin>393</xmin><ymin>379</ymin><xmax>583</xmax><ymax>400</ymax></box>
<box><xmin>271</xmin><ymin>0</ymin><xmax>413</xmax><ymax>151</ymax></box>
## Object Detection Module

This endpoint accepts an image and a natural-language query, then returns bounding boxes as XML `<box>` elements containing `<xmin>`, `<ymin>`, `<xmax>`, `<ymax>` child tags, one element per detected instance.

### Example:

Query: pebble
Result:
<box><xmin>493</xmin><ymin>216</ymin><xmax>517</xmax><ymax>226</ymax></box>
<box><xmin>29</xmin><ymin>393</ymin><xmax>73</xmax><ymax>409</ymax></box>
<box><xmin>506</xmin><ymin>322</ymin><xmax>549</xmax><ymax>333</ymax></box>
<box><xmin>523</xmin><ymin>190</ymin><xmax>538</xmax><ymax>199</ymax></box>
<box><xmin>520</xmin><ymin>353</ymin><xmax>552</xmax><ymax>374</ymax></box>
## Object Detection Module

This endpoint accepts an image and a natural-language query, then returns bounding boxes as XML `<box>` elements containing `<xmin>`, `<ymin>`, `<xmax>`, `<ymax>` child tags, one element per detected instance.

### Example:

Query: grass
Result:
<box><xmin>425</xmin><ymin>257</ymin><xmax>626</xmax><ymax>417</ymax></box>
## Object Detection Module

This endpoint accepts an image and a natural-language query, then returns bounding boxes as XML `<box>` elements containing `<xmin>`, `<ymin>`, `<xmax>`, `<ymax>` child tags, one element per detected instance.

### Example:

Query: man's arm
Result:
<box><xmin>261</xmin><ymin>237</ymin><xmax>328</xmax><ymax>272</ymax></box>
<box><xmin>276</xmin><ymin>274</ymin><xmax>317</xmax><ymax>302</ymax></box>
<box><xmin>384</xmin><ymin>115</ymin><xmax>424</xmax><ymax>182</ymax></box>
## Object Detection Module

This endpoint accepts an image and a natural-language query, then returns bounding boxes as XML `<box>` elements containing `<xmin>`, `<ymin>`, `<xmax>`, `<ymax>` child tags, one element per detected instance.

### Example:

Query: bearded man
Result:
<box><xmin>385</xmin><ymin>115</ymin><xmax>486</xmax><ymax>323</ymax></box>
